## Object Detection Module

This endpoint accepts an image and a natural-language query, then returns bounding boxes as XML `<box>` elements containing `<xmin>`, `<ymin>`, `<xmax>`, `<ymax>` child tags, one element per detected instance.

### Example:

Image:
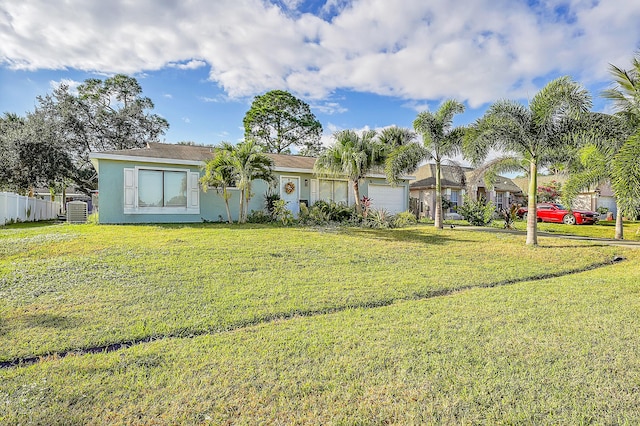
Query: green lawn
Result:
<box><xmin>1</xmin><ymin>222</ymin><xmax>639</xmax><ymax>424</ymax></box>
<box><xmin>493</xmin><ymin>219</ymin><xmax>640</xmax><ymax>240</ymax></box>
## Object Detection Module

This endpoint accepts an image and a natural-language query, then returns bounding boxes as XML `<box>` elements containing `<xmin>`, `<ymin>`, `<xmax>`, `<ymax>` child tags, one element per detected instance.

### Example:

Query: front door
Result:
<box><xmin>280</xmin><ymin>176</ymin><xmax>300</xmax><ymax>216</ymax></box>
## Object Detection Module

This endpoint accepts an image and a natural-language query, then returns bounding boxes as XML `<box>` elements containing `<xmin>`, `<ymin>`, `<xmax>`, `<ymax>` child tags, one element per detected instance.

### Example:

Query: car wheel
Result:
<box><xmin>522</xmin><ymin>212</ymin><xmax>528</xmax><ymax>221</ymax></box>
<box><xmin>563</xmin><ymin>214</ymin><xmax>577</xmax><ymax>225</ymax></box>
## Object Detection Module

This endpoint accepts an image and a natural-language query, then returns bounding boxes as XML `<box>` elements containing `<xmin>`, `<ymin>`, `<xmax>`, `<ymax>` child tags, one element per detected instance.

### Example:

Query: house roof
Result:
<box><xmin>89</xmin><ymin>142</ymin><xmax>316</xmax><ymax>170</ymax></box>
<box><xmin>89</xmin><ymin>142</ymin><xmax>411</xmax><ymax>179</ymax></box>
<box><xmin>410</xmin><ymin>163</ymin><xmax>523</xmax><ymax>193</ymax></box>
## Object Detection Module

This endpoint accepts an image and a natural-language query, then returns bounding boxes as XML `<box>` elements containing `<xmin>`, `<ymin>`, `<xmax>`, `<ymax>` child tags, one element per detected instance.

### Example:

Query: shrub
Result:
<box><xmin>457</xmin><ymin>196</ymin><xmax>495</xmax><ymax>226</ymax></box>
<box><xmin>537</xmin><ymin>180</ymin><xmax>562</xmax><ymax>202</ymax></box>
<box><xmin>271</xmin><ymin>199</ymin><xmax>294</xmax><ymax>225</ymax></box>
<box><xmin>246</xmin><ymin>210</ymin><xmax>273</xmax><ymax>223</ymax></box>
<box><xmin>264</xmin><ymin>191</ymin><xmax>281</xmax><ymax>219</ymax></box>
<box><xmin>362</xmin><ymin>209</ymin><xmax>391</xmax><ymax>228</ymax></box>
<box><xmin>497</xmin><ymin>204</ymin><xmax>518</xmax><ymax>229</ymax></box>
<box><xmin>392</xmin><ymin>211</ymin><xmax>417</xmax><ymax>228</ymax></box>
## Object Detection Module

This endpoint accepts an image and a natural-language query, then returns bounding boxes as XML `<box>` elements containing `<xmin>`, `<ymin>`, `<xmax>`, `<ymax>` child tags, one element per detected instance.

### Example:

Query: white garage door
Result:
<box><xmin>368</xmin><ymin>184</ymin><xmax>406</xmax><ymax>214</ymax></box>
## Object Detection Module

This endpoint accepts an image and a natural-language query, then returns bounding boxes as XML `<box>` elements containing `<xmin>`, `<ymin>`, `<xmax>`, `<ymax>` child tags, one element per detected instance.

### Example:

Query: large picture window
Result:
<box><xmin>124</xmin><ymin>167</ymin><xmax>199</xmax><ymax>215</ymax></box>
<box><xmin>138</xmin><ymin>170</ymin><xmax>187</xmax><ymax>207</ymax></box>
<box><xmin>319</xmin><ymin>180</ymin><xmax>348</xmax><ymax>204</ymax></box>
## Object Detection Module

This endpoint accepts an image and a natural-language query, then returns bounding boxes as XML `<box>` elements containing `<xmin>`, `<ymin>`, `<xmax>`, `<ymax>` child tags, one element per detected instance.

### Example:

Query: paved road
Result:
<box><xmin>458</xmin><ymin>226</ymin><xmax>640</xmax><ymax>248</ymax></box>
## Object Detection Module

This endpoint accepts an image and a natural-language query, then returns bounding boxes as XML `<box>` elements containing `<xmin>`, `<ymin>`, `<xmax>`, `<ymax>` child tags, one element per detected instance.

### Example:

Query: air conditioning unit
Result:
<box><xmin>67</xmin><ymin>201</ymin><xmax>88</xmax><ymax>223</ymax></box>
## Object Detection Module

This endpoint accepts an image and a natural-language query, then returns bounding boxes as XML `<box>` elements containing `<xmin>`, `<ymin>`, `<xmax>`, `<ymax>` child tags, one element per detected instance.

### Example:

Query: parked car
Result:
<box><xmin>516</xmin><ymin>203</ymin><xmax>598</xmax><ymax>225</ymax></box>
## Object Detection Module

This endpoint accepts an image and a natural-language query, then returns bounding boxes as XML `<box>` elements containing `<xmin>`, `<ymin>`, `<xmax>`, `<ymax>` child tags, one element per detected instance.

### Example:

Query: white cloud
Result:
<box><xmin>182</xmin><ymin>117</ymin><xmax>191</xmax><ymax>123</ymax></box>
<box><xmin>168</xmin><ymin>59</ymin><xmax>207</xmax><ymax>70</ymax></box>
<box><xmin>163</xmin><ymin>93</ymin><xmax>173</xmax><ymax>99</ymax></box>
<box><xmin>310</xmin><ymin>101</ymin><xmax>348</xmax><ymax>115</ymax></box>
<box><xmin>49</xmin><ymin>78</ymin><xmax>82</xmax><ymax>94</ymax></box>
<box><xmin>2</xmin><ymin>0</ymin><xmax>640</xmax><ymax>107</ymax></box>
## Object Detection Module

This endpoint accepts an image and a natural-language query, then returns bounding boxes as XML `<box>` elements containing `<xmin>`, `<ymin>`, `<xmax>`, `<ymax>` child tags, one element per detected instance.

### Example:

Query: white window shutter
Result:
<box><xmin>310</xmin><ymin>179</ymin><xmax>319</xmax><ymax>205</ymax></box>
<box><xmin>189</xmin><ymin>172</ymin><xmax>200</xmax><ymax>208</ymax></box>
<box><xmin>124</xmin><ymin>168</ymin><xmax>135</xmax><ymax>209</ymax></box>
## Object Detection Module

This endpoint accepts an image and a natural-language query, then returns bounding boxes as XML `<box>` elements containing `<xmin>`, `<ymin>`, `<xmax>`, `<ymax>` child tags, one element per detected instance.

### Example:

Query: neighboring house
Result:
<box><xmin>89</xmin><ymin>142</ymin><xmax>412</xmax><ymax>224</ymax></box>
<box><xmin>33</xmin><ymin>187</ymin><xmax>96</xmax><ymax>213</ymax></box>
<box><xmin>409</xmin><ymin>164</ymin><xmax>523</xmax><ymax>219</ymax></box>
<box><xmin>511</xmin><ymin>175</ymin><xmax>617</xmax><ymax>216</ymax></box>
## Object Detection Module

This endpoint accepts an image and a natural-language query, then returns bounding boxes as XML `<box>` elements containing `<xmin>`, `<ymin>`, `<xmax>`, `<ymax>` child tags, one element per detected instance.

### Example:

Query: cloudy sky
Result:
<box><xmin>1</xmin><ymin>0</ymin><xmax>640</xmax><ymax>147</ymax></box>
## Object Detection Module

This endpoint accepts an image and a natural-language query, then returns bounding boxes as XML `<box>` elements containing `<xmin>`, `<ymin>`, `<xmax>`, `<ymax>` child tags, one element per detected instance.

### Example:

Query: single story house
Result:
<box><xmin>89</xmin><ymin>142</ymin><xmax>413</xmax><ymax>224</ymax></box>
<box><xmin>409</xmin><ymin>164</ymin><xmax>524</xmax><ymax>219</ymax></box>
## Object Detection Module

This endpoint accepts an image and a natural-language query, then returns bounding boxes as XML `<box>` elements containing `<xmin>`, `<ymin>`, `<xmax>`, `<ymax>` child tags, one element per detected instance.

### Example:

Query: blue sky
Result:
<box><xmin>1</xmin><ymin>0</ymin><xmax>640</xmax><ymax>152</ymax></box>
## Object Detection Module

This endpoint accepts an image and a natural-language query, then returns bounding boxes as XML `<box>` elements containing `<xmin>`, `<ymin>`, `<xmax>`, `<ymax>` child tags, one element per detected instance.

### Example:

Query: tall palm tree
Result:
<box><xmin>314</xmin><ymin>129</ymin><xmax>382</xmax><ymax>214</ymax></box>
<box><xmin>413</xmin><ymin>99</ymin><xmax>466</xmax><ymax>229</ymax></box>
<box><xmin>231</xmin><ymin>139</ymin><xmax>275</xmax><ymax>223</ymax></box>
<box><xmin>602</xmin><ymin>53</ymin><xmax>640</xmax><ymax>221</ymax></box>
<box><xmin>377</xmin><ymin>126</ymin><xmax>427</xmax><ymax>186</ymax></box>
<box><xmin>464</xmin><ymin>76</ymin><xmax>591</xmax><ymax>245</ymax></box>
<box><xmin>562</xmin><ymin>113</ymin><xmax>633</xmax><ymax>239</ymax></box>
<box><xmin>200</xmin><ymin>143</ymin><xmax>236</xmax><ymax>224</ymax></box>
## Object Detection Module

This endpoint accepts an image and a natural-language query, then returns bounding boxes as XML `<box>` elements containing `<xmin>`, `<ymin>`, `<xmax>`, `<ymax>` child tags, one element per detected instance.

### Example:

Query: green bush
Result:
<box><xmin>362</xmin><ymin>209</ymin><xmax>391</xmax><ymax>228</ymax></box>
<box><xmin>457</xmin><ymin>196</ymin><xmax>495</xmax><ymax>226</ymax></box>
<box><xmin>246</xmin><ymin>210</ymin><xmax>273</xmax><ymax>223</ymax></box>
<box><xmin>392</xmin><ymin>211</ymin><xmax>417</xmax><ymax>228</ymax></box>
<box><xmin>272</xmin><ymin>199</ymin><xmax>294</xmax><ymax>226</ymax></box>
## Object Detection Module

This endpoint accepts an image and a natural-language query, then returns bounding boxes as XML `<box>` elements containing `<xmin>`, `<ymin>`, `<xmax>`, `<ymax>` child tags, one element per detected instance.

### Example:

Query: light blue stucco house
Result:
<box><xmin>89</xmin><ymin>142</ymin><xmax>413</xmax><ymax>224</ymax></box>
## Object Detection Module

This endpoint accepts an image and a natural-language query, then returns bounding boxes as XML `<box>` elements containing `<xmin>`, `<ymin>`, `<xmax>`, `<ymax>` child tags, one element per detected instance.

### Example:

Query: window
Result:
<box><xmin>124</xmin><ymin>167</ymin><xmax>199</xmax><ymax>214</ymax></box>
<box><xmin>319</xmin><ymin>180</ymin><xmax>348</xmax><ymax>204</ymax></box>
<box><xmin>450</xmin><ymin>190</ymin><xmax>459</xmax><ymax>209</ymax></box>
<box><xmin>138</xmin><ymin>170</ymin><xmax>187</xmax><ymax>207</ymax></box>
<box><xmin>496</xmin><ymin>192</ymin><xmax>504</xmax><ymax>209</ymax></box>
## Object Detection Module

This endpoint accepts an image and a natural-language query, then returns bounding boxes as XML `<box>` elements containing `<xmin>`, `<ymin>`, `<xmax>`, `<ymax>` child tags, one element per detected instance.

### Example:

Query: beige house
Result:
<box><xmin>512</xmin><ymin>175</ymin><xmax>617</xmax><ymax>216</ymax></box>
<box><xmin>410</xmin><ymin>164</ymin><xmax>523</xmax><ymax>219</ymax></box>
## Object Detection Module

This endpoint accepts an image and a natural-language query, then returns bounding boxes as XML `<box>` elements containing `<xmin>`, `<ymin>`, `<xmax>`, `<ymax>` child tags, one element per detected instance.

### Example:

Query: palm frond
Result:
<box><xmin>611</xmin><ymin>132</ymin><xmax>640</xmax><ymax>216</ymax></box>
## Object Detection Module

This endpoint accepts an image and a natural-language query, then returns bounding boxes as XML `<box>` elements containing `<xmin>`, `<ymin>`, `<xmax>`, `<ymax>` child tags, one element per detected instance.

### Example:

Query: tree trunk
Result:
<box><xmin>222</xmin><ymin>187</ymin><xmax>233</xmax><ymax>224</ymax></box>
<box><xmin>224</xmin><ymin>200</ymin><xmax>233</xmax><ymax>224</ymax></box>
<box><xmin>353</xmin><ymin>180</ymin><xmax>362</xmax><ymax>214</ymax></box>
<box><xmin>526</xmin><ymin>161</ymin><xmax>538</xmax><ymax>246</ymax></box>
<box><xmin>238</xmin><ymin>189</ymin><xmax>245</xmax><ymax>223</ymax></box>
<box><xmin>615</xmin><ymin>205</ymin><xmax>624</xmax><ymax>240</ymax></box>
<box><xmin>434</xmin><ymin>160</ymin><xmax>443</xmax><ymax>229</ymax></box>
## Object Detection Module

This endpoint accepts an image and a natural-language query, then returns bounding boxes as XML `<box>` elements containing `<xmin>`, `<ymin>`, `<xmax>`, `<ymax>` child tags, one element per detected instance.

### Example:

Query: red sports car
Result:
<box><xmin>516</xmin><ymin>203</ymin><xmax>599</xmax><ymax>225</ymax></box>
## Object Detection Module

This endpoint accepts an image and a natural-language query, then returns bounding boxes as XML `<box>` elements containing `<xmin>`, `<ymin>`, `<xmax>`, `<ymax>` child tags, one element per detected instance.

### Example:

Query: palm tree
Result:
<box><xmin>314</xmin><ymin>129</ymin><xmax>382</xmax><ymax>214</ymax></box>
<box><xmin>202</xmin><ymin>140</ymin><xmax>274</xmax><ymax>224</ymax></box>
<box><xmin>562</xmin><ymin>113</ymin><xmax>633</xmax><ymax>239</ymax></box>
<box><xmin>464</xmin><ymin>76</ymin><xmax>591</xmax><ymax>245</ymax></box>
<box><xmin>602</xmin><ymin>53</ymin><xmax>640</xmax><ymax>222</ymax></box>
<box><xmin>200</xmin><ymin>143</ymin><xmax>236</xmax><ymax>224</ymax></box>
<box><xmin>377</xmin><ymin>126</ymin><xmax>427</xmax><ymax>186</ymax></box>
<box><xmin>231</xmin><ymin>139</ymin><xmax>275</xmax><ymax>223</ymax></box>
<box><xmin>413</xmin><ymin>99</ymin><xmax>466</xmax><ymax>229</ymax></box>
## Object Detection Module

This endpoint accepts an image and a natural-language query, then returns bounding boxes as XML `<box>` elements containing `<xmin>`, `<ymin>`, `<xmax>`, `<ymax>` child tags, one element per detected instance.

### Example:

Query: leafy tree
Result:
<box><xmin>243</xmin><ymin>90</ymin><xmax>322</xmax><ymax>156</ymax></box>
<box><xmin>200</xmin><ymin>144</ymin><xmax>237</xmax><ymax>224</ymax></box>
<box><xmin>0</xmin><ymin>112</ymin><xmax>73</xmax><ymax>194</ymax></box>
<box><xmin>464</xmin><ymin>76</ymin><xmax>591</xmax><ymax>245</ymax></box>
<box><xmin>413</xmin><ymin>100</ymin><xmax>466</xmax><ymax>229</ymax></box>
<box><xmin>34</xmin><ymin>74</ymin><xmax>169</xmax><ymax>193</ymax></box>
<box><xmin>314</xmin><ymin>129</ymin><xmax>383</xmax><ymax>214</ymax></box>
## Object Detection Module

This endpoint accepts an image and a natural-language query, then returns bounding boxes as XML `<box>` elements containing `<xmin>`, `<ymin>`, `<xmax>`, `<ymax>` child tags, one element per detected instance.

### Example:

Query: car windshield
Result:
<box><xmin>553</xmin><ymin>204</ymin><xmax>567</xmax><ymax>210</ymax></box>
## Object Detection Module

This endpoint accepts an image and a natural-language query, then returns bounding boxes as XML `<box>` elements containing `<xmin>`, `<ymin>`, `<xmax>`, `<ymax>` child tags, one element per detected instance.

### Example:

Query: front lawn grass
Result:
<box><xmin>2</xmin><ymin>245</ymin><xmax>639</xmax><ymax>424</ymax></box>
<box><xmin>493</xmin><ymin>219</ymin><xmax>640</xmax><ymax>240</ymax></box>
<box><xmin>0</xmin><ymin>223</ymin><xmax>629</xmax><ymax>362</ymax></box>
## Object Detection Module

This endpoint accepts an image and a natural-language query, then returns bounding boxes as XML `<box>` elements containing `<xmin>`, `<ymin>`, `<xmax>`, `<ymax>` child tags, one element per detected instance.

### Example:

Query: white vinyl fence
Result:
<box><xmin>0</xmin><ymin>192</ymin><xmax>62</xmax><ymax>225</ymax></box>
